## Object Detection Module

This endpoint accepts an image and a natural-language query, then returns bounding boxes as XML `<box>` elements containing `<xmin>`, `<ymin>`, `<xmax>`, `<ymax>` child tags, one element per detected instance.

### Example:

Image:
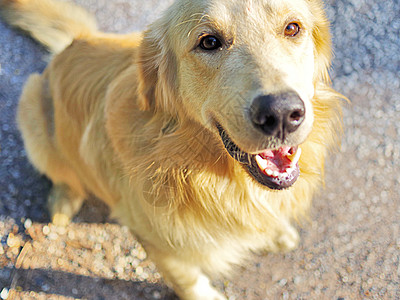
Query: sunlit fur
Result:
<box><xmin>1</xmin><ymin>0</ymin><xmax>344</xmax><ymax>299</ymax></box>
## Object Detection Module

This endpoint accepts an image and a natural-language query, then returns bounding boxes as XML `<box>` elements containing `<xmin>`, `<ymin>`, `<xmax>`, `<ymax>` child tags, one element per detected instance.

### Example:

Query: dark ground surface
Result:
<box><xmin>1</xmin><ymin>0</ymin><xmax>400</xmax><ymax>299</ymax></box>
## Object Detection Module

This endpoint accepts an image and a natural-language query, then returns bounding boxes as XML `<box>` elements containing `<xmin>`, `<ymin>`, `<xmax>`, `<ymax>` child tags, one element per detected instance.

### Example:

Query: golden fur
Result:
<box><xmin>1</xmin><ymin>0</ymin><xmax>343</xmax><ymax>298</ymax></box>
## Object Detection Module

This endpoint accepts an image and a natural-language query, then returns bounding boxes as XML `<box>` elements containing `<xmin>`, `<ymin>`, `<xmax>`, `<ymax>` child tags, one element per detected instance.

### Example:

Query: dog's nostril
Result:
<box><xmin>289</xmin><ymin>109</ymin><xmax>305</xmax><ymax>123</ymax></box>
<box><xmin>265</xmin><ymin>115</ymin><xmax>277</xmax><ymax>127</ymax></box>
<box><xmin>253</xmin><ymin>114</ymin><xmax>277</xmax><ymax>127</ymax></box>
<box><xmin>285</xmin><ymin>106</ymin><xmax>305</xmax><ymax>134</ymax></box>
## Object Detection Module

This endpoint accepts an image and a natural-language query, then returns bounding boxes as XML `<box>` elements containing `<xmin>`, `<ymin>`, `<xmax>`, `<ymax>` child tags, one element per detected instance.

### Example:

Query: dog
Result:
<box><xmin>1</xmin><ymin>0</ymin><xmax>344</xmax><ymax>298</ymax></box>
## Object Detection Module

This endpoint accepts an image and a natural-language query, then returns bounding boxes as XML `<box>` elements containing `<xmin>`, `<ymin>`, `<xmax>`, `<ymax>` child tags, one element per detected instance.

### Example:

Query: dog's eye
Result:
<box><xmin>199</xmin><ymin>35</ymin><xmax>222</xmax><ymax>51</ymax></box>
<box><xmin>284</xmin><ymin>22</ymin><xmax>301</xmax><ymax>37</ymax></box>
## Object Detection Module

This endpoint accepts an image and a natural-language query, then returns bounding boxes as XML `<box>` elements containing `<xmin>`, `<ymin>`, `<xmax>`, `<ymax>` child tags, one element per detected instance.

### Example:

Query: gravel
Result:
<box><xmin>1</xmin><ymin>0</ymin><xmax>399</xmax><ymax>299</ymax></box>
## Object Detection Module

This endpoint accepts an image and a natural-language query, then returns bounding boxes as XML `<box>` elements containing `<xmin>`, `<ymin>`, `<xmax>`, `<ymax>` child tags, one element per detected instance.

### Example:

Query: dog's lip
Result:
<box><xmin>216</xmin><ymin>124</ymin><xmax>300</xmax><ymax>190</ymax></box>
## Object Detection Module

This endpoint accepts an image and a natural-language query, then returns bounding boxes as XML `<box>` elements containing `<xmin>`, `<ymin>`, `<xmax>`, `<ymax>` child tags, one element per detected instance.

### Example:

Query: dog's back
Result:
<box><xmin>2</xmin><ymin>0</ymin><xmax>143</xmax><ymax>224</ymax></box>
<box><xmin>1</xmin><ymin>0</ymin><xmax>98</xmax><ymax>223</ymax></box>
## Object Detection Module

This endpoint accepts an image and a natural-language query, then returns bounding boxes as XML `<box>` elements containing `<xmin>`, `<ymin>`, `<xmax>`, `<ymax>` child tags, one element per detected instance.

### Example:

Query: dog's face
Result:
<box><xmin>138</xmin><ymin>0</ymin><xmax>332</xmax><ymax>190</ymax></box>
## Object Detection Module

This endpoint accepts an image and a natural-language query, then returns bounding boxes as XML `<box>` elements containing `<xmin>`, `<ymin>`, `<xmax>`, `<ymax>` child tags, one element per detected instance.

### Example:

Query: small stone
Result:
<box><xmin>48</xmin><ymin>245</ymin><xmax>56</xmax><ymax>254</ymax></box>
<box><xmin>282</xmin><ymin>291</ymin><xmax>289</xmax><ymax>300</ymax></box>
<box><xmin>67</xmin><ymin>230</ymin><xmax>76</xmax><ymax>240</ymax></box>
<box><xmin>57</xmin><ymin>226</ymin><xmax>66</xmax><ymax>235</ymax></box>
<box><xmin>42</xmin><ymin>284</ymin><xmax>50</xmax><ymax>292</ymax></box>
<box><xmin>279</xmin><ymin>278</ymin><xmax>288</xmax><ymax>287</ymax></box>
<box><xmin>0</xmin><ymin>288</ymin><xmax>9</xmax><ymax>300</ymax></box>
<box><xmin>140</xmin><ymin>272</ymin><xmax>149</xmax><ymax>280</ymax></box>
<box><xmin>24</xmin><ymin>218</ymin><xmax>32</xmax><ymax>229</ymax></box>
<box><xmin>48</xmin><ymin>232</ymin><xmax>58</xmax><ymax>240</ymax></box>
<box><xmin>135</xmin><ymin>266</ymin><xmax>143</xmax><ymax>275</ymax></box>
<box><xmin>152</xmin><ymin>290</ymin><xmax>161</xmax><ymax>299</ymax></box>
<box><xmin>6</xmin><ymin>233</ymin><xmax>20</xmax><ymax>248</ymax></box>
<box><xmin>115</xmin><ymin>266</ymin><xmax>124</xmax><ymax>275</ymax></box>
<box><xmin>42</xmin><ymin>226</ymin><xmax>50</xmax><ymax>235</ymax></box>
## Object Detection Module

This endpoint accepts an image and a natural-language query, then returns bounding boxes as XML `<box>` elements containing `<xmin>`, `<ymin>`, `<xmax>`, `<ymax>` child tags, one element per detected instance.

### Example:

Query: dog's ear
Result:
<box><xmin>137</xmin><ymin>25</ymin><xmax>178</xmax><ymax>114</ymax></box>
<box><xmin>310</xmin><ymin>1</ymin><xmax>333</xmax><ymax>83</ymax></box>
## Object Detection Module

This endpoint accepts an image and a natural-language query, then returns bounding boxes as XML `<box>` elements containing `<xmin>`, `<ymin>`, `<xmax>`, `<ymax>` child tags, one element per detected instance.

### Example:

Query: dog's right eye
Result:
<box><xmin>284</xmin><ymin>22</ymin><xmax>301</xmax><ymax>37</ymax></box>
<box><xmin>199</xmin><ymin>35</ymin><xmax>222</xmax><ymax>51</ymax></box>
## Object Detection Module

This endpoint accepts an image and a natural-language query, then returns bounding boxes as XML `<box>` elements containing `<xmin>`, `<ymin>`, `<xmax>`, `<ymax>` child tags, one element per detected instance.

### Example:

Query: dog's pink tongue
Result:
<box><xmin>259</xmin><ymin>146</ymin><xmax>293</xmax><ymax>172</ymax></box>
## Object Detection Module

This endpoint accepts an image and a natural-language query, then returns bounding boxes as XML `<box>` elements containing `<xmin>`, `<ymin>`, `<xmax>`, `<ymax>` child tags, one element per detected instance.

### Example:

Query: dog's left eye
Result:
<box><xmin>284</xmin><ymin>22</ymin><xmax>301</xmax><ymax>37</ymax></box>
<box><xmin>199</xmin><ymin>35</ymin><xmax>222</xmax><ymax>51</ymax></box>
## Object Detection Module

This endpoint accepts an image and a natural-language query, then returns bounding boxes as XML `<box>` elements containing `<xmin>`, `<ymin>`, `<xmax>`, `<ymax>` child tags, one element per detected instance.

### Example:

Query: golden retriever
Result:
<box><xmin>1</xmin><ymin>0</ymin><xmax>343</xmax><ymax>298</ymax></box>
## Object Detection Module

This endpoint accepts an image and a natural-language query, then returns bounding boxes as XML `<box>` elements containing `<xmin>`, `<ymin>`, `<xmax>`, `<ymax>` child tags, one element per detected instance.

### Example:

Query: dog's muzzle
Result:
<box><xmin>215</xmin><ymin>92</ymin><xmax>306</xmax><ymax>189</ymax></box>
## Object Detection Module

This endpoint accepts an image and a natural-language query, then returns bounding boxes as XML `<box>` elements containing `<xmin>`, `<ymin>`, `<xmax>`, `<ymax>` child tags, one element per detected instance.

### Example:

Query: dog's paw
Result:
<box><xmin>204</xmin><ymin>287</ymin><xmax>226</xmax><ymax>300</ymax></box>
<box><xmin>184</xmin><ymin>274</ymin><xmax>227</xmax><ymax>300</ymax></box>
<box><xmin>210</xmin><ymin>291</ymin><xmax>227</xmax><ymax>300</ymax></box>
<box><xmin>192</xmin><ymin>287</ymin><xmax>226</xmax><ymax>300</ymax></box>
<box><xmin>276</xmin><ymin>224</ymin><xmax>299</xmax><ymax>252</ymax></box>
<box><xmin>51</xmin><ymin>212</ymin><xmax>71</xmax><ymax>227</ymax></box>
<box><xmin>48</xmin><ymin>184</ymin><xmax>83</xmax><ymax>226</ymax></box>
<box><xmin>262</xmin><ymin>223</ymin><xmax>300</xmax><ymax>253</ymax></box>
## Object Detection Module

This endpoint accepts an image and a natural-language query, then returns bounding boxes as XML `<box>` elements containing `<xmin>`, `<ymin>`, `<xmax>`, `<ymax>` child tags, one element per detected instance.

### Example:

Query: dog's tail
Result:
<box><xmin>0</xmin><ymin>0</ymin><xmax>97</xmax><ymax>53</ymax></box>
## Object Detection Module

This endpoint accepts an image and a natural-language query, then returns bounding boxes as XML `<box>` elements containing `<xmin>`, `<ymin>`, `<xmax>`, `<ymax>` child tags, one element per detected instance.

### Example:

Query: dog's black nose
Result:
<box><xmin>250</xmin><ymin>92</ymin><xmax>305</xmax><ymax>138</ymax></box>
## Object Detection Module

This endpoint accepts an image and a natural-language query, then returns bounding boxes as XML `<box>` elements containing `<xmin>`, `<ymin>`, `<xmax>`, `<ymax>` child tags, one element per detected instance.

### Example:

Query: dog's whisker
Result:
<box><xmin>187</xmin><ymin>21</ymin><xmax>215</xmax><ymax>36</ymax></box>
<box><xmin>176</xmin><ymin>14</ymin><xmax>211</xmax><ymax>31</ymax></box>
<box><xmin>175</xmin><ymin>18</ymin><xmax>203</xmax><ymax>28</ymax></box>
<box><xmin>198</xmin><ymin>13</ymin><xmax>210</xmax><ymax>23</ymax></box>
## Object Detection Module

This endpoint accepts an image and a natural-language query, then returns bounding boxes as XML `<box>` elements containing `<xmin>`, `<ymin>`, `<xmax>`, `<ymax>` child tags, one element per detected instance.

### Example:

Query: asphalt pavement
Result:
<box><xmin>0</xmin><ymin>0</ymin><xmax>399</xmax><ymax>299</ymax></box>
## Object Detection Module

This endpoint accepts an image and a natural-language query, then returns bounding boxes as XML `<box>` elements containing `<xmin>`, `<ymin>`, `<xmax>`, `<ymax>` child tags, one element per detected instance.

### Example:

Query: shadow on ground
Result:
<box><xmin>3</xmin><ymin>267</ymin><xmax>178</xmax><ymax>300</ymax></box>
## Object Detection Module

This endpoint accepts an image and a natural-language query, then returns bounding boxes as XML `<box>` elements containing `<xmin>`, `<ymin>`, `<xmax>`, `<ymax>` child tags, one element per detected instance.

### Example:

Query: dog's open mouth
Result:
<box><xmin>217</xmin><ymin>125</ymin><xmax>301</xmax><ymax>190</ymax></box>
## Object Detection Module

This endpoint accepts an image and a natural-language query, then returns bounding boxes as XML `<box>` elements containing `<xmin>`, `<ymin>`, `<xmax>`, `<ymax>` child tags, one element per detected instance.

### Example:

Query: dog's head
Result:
<box><xmin>137</xmin><ymin>0</ymin><xmax>333</xmax><ymax>190</ymax></box>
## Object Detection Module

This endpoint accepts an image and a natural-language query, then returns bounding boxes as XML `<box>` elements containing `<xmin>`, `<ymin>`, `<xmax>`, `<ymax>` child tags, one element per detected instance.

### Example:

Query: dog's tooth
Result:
<box><xmin>255</xmin><ymin>155</ymin><xmax>268</xmax><ymax>171</ymax></box>
<box><xmin>288</xmin><ymin>147</ymin><xmax>302</xmax><ymax>165</ymax></box>
<box><xmin>266</xmin><ymin>169</ymin><xmax>273</xmax><ymax>176</ymax></box>
<box><xmin>273</xmin><ymin>171</ymin><xmax>280</xmax><ymax>177</ymax></box>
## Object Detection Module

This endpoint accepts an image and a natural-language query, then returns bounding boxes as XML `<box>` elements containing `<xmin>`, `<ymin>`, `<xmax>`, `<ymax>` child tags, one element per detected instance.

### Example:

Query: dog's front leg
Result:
<box><xmin>263</xmin><ymin>220</ymin><xmax>300</xmax><ymax>253</ymax></box>
<box><xmin>146</xmin><ymin>246</ymin><xmax>226</xmax><ymax>300</ymax></box>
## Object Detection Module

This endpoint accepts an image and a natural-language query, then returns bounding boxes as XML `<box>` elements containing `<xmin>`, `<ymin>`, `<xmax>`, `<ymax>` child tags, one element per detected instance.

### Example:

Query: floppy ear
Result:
<box><xmin>137</xmin><ymin>24</ymin><xmax>178</xmax><ymax>115</ymax></box>
<box><xmin>309</xmin><ymin>0</ymin><xmax>333</xmax><ymax>83</ymax></box>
